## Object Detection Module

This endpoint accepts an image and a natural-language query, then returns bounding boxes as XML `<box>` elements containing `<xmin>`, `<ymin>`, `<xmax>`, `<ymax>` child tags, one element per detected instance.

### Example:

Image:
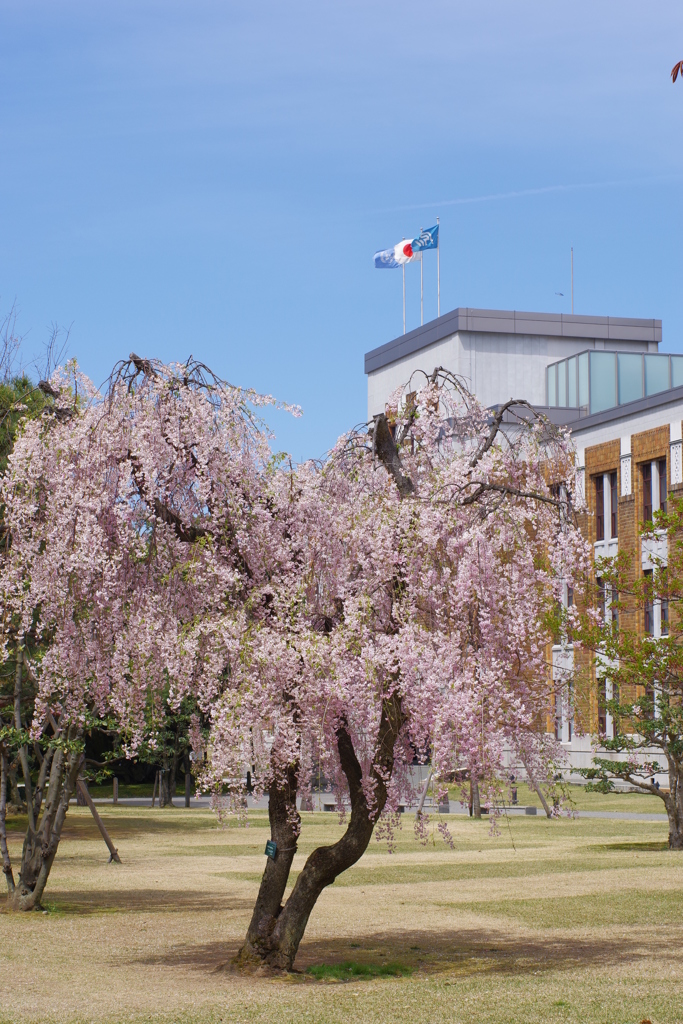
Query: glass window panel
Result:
<box><xmin>578</xmin><ymin>352</ymin><xmax>589</xmax><ymax>409</ymax></box>
<box><xmin>589</xmin><ymin>352</ymin><xmax>616</xmax><ymax>413</ymax></box>
<box><xmin>672</xmin><ymin>356</ymin><xmax>683</xmax><ymax>388</ymax></box>
<box><xmin>644</xmin><ymin>354</ymin><xmax>670</xmax><ymax>396</ymax></box>
<box><xmin>567</xmin><ymin>357</ymin><xmax>577</xmax><ymax>407</ymax></box>
<box><xmin>547</xmin><ymin>364</ymin><xmax>557</xmax><ymax>406</ymax></box>
<box><xmin>617</xmin><ymin>353</ymin><xmax>643</xmax><ymax>405</ymax></box>
<box><xmin>557</xmin><ymin>360</ymin><xmax>567</xmax><ymax>407</ymax></box>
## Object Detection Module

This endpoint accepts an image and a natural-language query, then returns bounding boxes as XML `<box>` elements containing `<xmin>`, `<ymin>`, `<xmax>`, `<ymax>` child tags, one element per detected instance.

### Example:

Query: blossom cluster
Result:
<box><xmin>0</xmin><ymin>361</ymin><xmax>590</xmax><ymax>824</ymax></box>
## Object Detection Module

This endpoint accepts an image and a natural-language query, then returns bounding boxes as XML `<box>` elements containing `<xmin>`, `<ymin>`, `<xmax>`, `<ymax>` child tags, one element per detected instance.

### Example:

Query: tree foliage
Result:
<box><xmin>577</xmin><ymin>500</ymin><xmax>683</xmax><ymax>849</ymax></box>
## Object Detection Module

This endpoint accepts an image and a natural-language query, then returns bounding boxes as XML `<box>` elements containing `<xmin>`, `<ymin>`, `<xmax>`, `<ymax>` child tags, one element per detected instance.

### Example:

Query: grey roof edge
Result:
<box><xmin>364</xmin><ymin>307</ymin><xmax>663</xmax><ymax>375</ymax></box>
<box><xmin>570</xmin><ymin>385</ymin><xmax>683</xmax><ymax>435</ymax></box>
<box><xmin>499</xmin><ymin>385</ymin><xmax>683</xmax><ymax>436</ymax></box>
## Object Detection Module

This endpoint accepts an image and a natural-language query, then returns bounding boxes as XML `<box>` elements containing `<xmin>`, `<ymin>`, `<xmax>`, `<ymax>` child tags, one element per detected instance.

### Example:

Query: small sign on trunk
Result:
<box><xmin>265</xmin><ymin>840</ymin><xmax>277</xmax><ymax>860</ymax></box>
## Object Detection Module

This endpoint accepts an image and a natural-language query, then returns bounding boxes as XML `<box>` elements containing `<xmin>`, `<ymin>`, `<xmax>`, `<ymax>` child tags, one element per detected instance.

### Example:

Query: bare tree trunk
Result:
<box><xmin>159</xmin><ymin>766</ymin><xmax>173</xmax><ymax>808</ymax></box>
<box><xmin>170</xmin><ymin>737</ymin><xmax>180</xmax><ymax>799</ymax></box>
<box><xmin>471</xmin><ymin>775</ymin><xmax>482</xmax><ymax>819</ymax></box>
<box><xmin>415</xmin><ymin>768</ymin><xmax>433</xmax><ymax>820</ymax></box>
<box><xmin>183</xmin><ymin>753</ymin><xmax>191</xmax><ymax>808</ymax></box>
<box><xmin>235</xmin><ymin>694</ymin><xmax>405</xmax><ymax>971</ymax></box>
<box><xmin>521</xmin><ymin>756</ymin><xmax>552</xmax><ymax>818</ymax></box>
<box><xmin>75</xmin><ymin>779</ymin><xmax>121</xmax><ymax>863</ymax></box>
<box><xmin>664</xmin><ymin>756</ymin><xmax>683</xmax><ymax>850</ymax></box>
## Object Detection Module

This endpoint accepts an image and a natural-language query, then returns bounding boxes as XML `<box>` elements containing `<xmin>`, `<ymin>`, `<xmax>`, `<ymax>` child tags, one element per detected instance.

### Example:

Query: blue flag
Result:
<box><xmin>374</xmin><ymin>247</ymin><xmax>401</xmax><ymax>268</ymax></box>
<box><xmin>412</xmin><ymin>224</ymin><xmax>439</xmax><ymax>252</ymax></box>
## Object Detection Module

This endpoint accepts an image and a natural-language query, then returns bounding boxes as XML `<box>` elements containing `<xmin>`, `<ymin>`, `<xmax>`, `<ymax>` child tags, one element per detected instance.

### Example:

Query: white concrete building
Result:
<box><xmin>365</xmin><ymin>307</ymin><xmax>661</xmax><ymax>420</ymax></box>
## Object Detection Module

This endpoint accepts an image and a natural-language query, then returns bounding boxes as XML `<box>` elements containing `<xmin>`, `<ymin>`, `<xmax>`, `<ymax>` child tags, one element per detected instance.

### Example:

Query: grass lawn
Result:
<box><xmin>88</xmin><ymin>782</ymin><xmax>155</xmax><ymax>799</ymax></box>
<box><xmin>1</xmin><ymin>805</ymin><xmax>681</xmax><ymax>1024</ymax></box>
<box><xmin>462</xmin><ymin>781</ymin><xmax>669</xmax><ymax>814</ymax></box>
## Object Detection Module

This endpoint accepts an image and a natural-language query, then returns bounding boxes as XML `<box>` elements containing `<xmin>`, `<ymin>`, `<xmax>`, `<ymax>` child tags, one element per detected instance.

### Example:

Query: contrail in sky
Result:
<box><xmin>378</xmin><ymin>174</ymin><xmax>682</xmax><ymax>213</ymax></box>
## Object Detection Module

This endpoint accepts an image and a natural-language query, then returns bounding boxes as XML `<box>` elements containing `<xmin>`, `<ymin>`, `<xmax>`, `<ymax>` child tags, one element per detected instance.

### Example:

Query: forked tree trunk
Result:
<box><xmin>4</xmin><ymin>737</ymin><xmax>82</xmax><ymax>911</ymax></box>
<box><xmin>235</xmin><ymin>694</ymin><xmax>405</xmax><ymax>971</ymax></box>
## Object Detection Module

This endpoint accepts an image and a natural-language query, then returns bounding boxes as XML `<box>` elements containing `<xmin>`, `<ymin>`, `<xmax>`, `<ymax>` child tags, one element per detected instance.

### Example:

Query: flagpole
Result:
<box><xmin>436</xmin><ymin>216</ymin><xmax>440</xmax><ymax>318</ymax></box>
<box><xmin>402</xmin><ymin>262</ymin><xmax>406</xmax><ymax>335</ymax></box>
<box><xmin>420</xmin><ymin>236</ymin><xmax>424</xmax><ymax>326</ymax></box>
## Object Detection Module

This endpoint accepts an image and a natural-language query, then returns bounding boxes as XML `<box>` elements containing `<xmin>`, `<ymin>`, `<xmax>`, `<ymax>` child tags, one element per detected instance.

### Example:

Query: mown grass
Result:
<box><xmin>448</xmin><ymin>779</ymin><xmax>667</xmax><ymax>814</ymax></box>
<box><xmin>0</xmin><ymin>805</ymin><xmax>681</xmax><ymax>1024</ymax></box>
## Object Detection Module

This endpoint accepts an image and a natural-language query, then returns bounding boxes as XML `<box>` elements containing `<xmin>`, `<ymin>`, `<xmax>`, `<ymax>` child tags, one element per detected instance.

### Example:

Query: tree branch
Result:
<box><xmin>372</xmin><ymin>414</ymin><xmax>414</xmax><ymax>499</ymax></box>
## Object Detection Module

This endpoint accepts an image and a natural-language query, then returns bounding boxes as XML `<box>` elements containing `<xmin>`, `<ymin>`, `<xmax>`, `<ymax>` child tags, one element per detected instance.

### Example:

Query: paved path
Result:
<box><xmin>72</xmin><ymin>797</ymin><xmax>212</xmax><ymax>808</ymax></box>
<box><xmin>80</xmin><ymin>797</ymin><xmax>669</xmax><ymax>821</ymax></box>
<box><xmin>448</xmin><ymin>801</ymin><xmax>667</xmax><ymax>821</ymax></box>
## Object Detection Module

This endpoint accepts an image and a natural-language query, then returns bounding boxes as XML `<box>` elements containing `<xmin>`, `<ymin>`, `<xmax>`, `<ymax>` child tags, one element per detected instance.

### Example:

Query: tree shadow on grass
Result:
<box><xmin>5</xmin><ymin>812</ymin><xmax>217</xmax><ymax>842</ymax></box>
<box><xmin>128</xmin><ymin>925</ymin><xmax>682</xmax><ymax>980</ymax></box>
<box><xmin>591</xmin><ymin>841</ymin><xmax>670</xmax><ymax>852</ymax></box>
<box><xmin>43</xmin><ymin>889</ymin><xmax>254</xmax><ymax>916</ymax></box>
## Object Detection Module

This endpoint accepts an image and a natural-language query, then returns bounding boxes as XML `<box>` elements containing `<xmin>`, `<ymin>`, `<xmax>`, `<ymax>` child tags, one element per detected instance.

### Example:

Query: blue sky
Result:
<box><xmin>2</xmin><ymin>2</ymin><xmax>683</xmax><ymax>460</ymax></box>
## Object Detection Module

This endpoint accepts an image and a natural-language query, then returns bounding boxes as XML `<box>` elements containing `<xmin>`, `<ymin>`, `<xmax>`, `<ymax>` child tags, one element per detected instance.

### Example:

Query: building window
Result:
<box><xmin>610</xmin><ymin>587</ymin><xmax>618</xmax><ymax>630</ymax></box>
<box><xmin>642</xmin><ymin>458</ymin><xmax>668</xmax><ymax>523</ymax></box>
<box><xmin>661</xmin><ymin>569</ymin><xmax>669</xmax><ymax>636</ymax></box>
<box><xmin>644</xmin><ymin>569</ymin><xmax>654</xmax><ymax>635</ymax></box>
<box><xmin>659</xmin><ymin>459</ymin><xmax>667</xmax><ymax>515</ymax></box>
<box><xmin>610</xmin><ymin>471</ymin><xmax>618</xmax><ymax>538</ymax></box>
<box><xmin>643</xmin><ymin>463</ymin><xmax>652</xmax><ymax>523</ymax></box>
<box><xmin>595</xmin><ymin>475</ymin><xmax>604</xmax><ymax>540</ymax></box>
<box><xmin>596</xmin><ymin>576</ymin><xmax>605</xmax><ymax>621</ymax></box>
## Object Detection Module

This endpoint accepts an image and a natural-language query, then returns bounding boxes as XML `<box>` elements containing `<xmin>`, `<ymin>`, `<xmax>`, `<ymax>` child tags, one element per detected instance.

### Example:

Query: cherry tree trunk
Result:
<box><xmin>235</xmin><ymin>696</ymin><xmax>404</xmax><ymax>971</ymax></box>
<box><xmin>6</xmin><ymin>745</ymin><xmax>82</xmax><ymax>911</ymax></box>
<box><xmin>233</xmin><ymin>765</ymin><xmax>301</xmax><ymax>968</ymax></box>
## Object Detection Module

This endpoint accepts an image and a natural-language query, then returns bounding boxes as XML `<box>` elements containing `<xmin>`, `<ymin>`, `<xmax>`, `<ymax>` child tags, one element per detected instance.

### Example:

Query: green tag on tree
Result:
<box><xmin>265</xmin><ymin>840</ymin><xmax>277</xmax><ymax>860</ymax></box>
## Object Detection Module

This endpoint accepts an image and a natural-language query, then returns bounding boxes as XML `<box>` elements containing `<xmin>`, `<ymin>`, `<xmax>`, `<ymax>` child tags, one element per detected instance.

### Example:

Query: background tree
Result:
<box><xmin>1</xmin><ymin>355</ymin><xmax>284</xmax><ymax>908</ymax></box>
<box><xmin>577</xmin><ymin>501</ymin><xmax>683</xmax><ymax>849</ymax></box>
<box><xmin>0</xmin><ymin>313</ymin><xmax>69</xmax><ymax>823</ymax></box>
<box><xmin>133</xmin><ymin>694</ymin><xmax>204</xmax><ymax>807</ymax></box>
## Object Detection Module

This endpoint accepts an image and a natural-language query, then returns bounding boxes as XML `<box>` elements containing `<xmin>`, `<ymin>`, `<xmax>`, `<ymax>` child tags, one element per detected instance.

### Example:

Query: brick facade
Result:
<box><xmin>574</xmin><ymin>421</ymin><xmax>680</xmax><ymax>736</ymax></box>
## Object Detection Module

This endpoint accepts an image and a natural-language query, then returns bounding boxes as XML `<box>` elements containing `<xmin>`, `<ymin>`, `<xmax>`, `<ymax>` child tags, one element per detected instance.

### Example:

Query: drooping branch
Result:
<box><xmin>469</xmin><ymin>399</ymin><xmax>525</xmax><ymax>469</ymax></box>
<box><xmin>152</xmin><ymin>497</ymin><xmax>206</xmax><ymax>545</ymax></box>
